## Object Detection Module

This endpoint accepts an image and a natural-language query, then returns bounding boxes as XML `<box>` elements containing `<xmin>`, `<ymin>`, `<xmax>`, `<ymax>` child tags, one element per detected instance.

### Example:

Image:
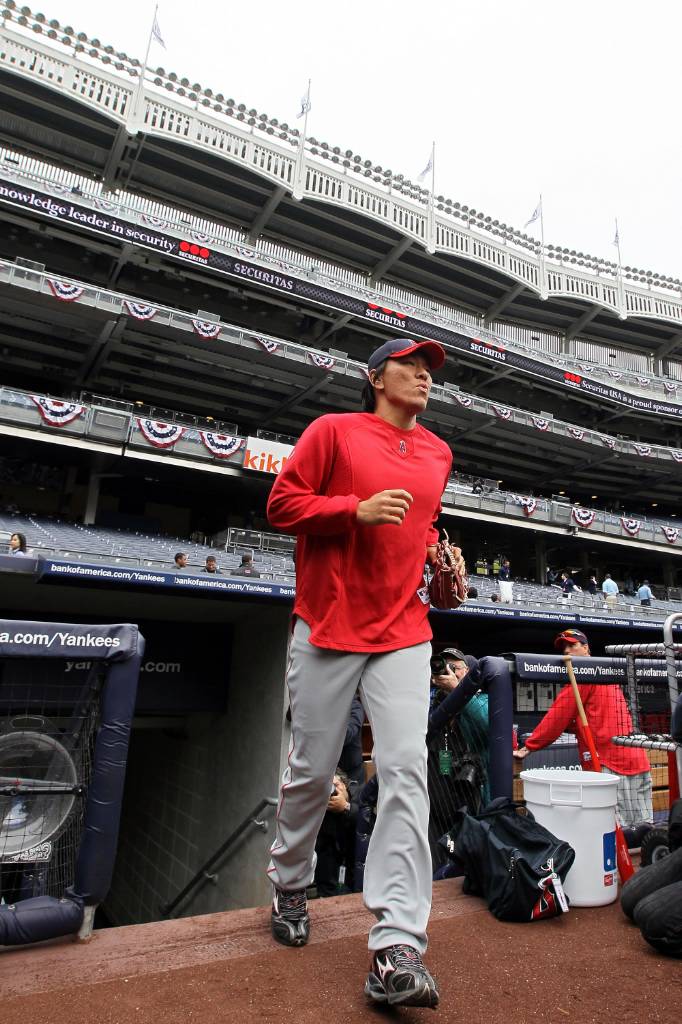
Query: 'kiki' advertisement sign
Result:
<box><xmin>243</xmin><ymin>436</ymin><xmax>293</xmax><ymax>475</ymax></box>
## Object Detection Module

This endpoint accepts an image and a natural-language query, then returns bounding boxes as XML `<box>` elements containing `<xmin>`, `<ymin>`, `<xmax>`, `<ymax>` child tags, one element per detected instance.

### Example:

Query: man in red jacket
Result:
<box><xmin>514</xmin><ymin>628</ymin><xmax>653</xmax><ymax>827</ymax></box>
<box><xmin>266</xmin><ymin>338</ymin><xmax>460</xmax><ymax>1009</ymax></box>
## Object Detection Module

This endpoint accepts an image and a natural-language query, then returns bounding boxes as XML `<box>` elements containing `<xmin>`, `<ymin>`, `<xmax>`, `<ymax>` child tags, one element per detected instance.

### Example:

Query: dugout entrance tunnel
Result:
<box><xmin>0</xmin><ymin>619</ymin><xmax>144</xmax><ymax>946</ymax></box>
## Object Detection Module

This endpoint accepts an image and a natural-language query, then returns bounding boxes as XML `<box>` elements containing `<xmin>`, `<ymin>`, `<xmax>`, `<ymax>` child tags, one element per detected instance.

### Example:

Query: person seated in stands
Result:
<box><xmin>427</xmin><ymin>648</ymin><xmax>489</xmax><ymax>869</ymax></box>
<box><xmin>490</xmin><ymin>593</ymin><xmax>500</xmax><ymax>603</ymax></box>
<box><xmin>471</xmin><ymin>478</ymin><xmax>483</xmax><ymax>495</ymax></box>
<box><xmin>602</xmin><ymin>572</ymin><xmax>619</xmax><ymax>609</ymax></box>
<box><xmin>231</xmin><ymin>552</ymin><xmax>260</xmax><ymax>577</ymax></box>
<box><xmin>8</xmin><ymin>532</ymin><xmax>27</xmax><ymax>556</ymax></box>
<box><xmin>636</xmin><ymin>580</ymin><xmax>653</xmax><ymax>606</ymax></box>
<box><xmin>201</xmin><ymin>555</ymin><xmax>222</xmax><ymax>574</ymax></box>
<box><xmin>313</xmin><ymin>768</ymin><xmax>358</xmax><ymax>897</ymax></box>
<box><xmin>513</xmin><ymin>628</ymin><xmax>653</xmax><ymax>831</ymax></box>
<box><xmin>466</xmin><ymin>586</ymin><xmax>478</xmax><ymax>599</ymax></box>
<box><xmin>174</xmin><ymin>551</ymin><xmax>188</xmax><ymax>570</ymax></box>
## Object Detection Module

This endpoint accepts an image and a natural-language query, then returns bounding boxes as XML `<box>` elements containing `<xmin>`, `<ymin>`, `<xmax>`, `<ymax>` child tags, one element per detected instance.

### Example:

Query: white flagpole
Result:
<box><xmin>141</xmin><ymin>5</ymin><xmax>158</xmax><ymax>80</ymax></box>
<box><xmin>614</xmin><ymin>217</ymin><xmax>622</xmax><ymax>269</ymax></box>
<box><xmin>428</xmin><ymin>141</ymin><xmax>436</xmax><ymax>253</ymax></box>
<box><xmin>133</xmin><ymin>5</ymin><xmax>159</xmax><ymax>123</ymax></box>
<box><xmin>294</xmin><ymin>79</ymin><xmax>311</xmax><ymax>200</ymax></box>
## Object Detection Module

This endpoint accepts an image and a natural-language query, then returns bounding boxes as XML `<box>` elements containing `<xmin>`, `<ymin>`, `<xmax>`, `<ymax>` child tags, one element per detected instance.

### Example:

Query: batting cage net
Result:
<box><xmin>0</xmin><ymin>621</ymin><xmax>143</xmax><ymax>946</ymax></box>
<box><xmin>425</xmin><ymin>655</ymin><xmax>514</xmax><ymax>874</ymax></box>
<box><xmin>0</xmin><ymin>658</ymin><xmax>102</xmax><ymax>905</ymax></box>
<box><xmin>428</xmin><ymin>684</ymin><xmax>490</xmax><ymax>871</ymax></box>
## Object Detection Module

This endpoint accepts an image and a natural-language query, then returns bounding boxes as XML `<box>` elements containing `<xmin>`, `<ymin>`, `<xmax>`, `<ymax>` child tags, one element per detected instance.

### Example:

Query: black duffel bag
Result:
<box><xmin>440</xmin><ymin>797</ymin><xmax>575</xmax><ymax>922</ymax></box>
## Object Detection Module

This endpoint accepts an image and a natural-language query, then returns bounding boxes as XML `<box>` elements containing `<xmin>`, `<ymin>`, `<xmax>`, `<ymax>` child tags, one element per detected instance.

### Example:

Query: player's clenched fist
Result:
<box><xmin>356</xmin><ymin>489</ymin><xmax>413</xmax><ymax>526</ymax></box>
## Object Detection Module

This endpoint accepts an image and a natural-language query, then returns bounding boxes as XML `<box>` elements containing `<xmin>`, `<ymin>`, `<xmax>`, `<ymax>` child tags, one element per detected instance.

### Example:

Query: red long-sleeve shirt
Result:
<box><xmin>524</xmin><ymin>683</ymin><xmax>650</xmax><ymax>776</ymax></box>
<box><xmin>267</xmin><ymin>412</ymin><xmax>452</xmax><ymax>652</ymax></box>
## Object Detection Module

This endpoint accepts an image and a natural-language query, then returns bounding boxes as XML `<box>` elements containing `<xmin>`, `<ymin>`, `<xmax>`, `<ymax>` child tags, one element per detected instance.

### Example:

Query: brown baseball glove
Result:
<box><xmin>428</xmin><ymin>531</ymin><xmax>468</xmax><ymax>609</ymax></box>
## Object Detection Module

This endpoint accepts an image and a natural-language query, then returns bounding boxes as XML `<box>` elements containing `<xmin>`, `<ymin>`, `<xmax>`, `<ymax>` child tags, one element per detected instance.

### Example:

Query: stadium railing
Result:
<box><xmin>4</xmin><ymin>382</ymin><xmax>682</xmax><ymax>555</ymax></box>
<box><xmin>1</xmin><ymin>141</ymin><xmax>681</xmax><ymax>395</ymax></box>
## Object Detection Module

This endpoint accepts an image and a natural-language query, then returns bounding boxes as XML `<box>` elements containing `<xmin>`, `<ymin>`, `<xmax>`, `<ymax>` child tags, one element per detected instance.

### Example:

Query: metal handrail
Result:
<box><xmin>160</xmin><ymin>796</ymin><xmax>277</xmax><ymax>918</ymax></box>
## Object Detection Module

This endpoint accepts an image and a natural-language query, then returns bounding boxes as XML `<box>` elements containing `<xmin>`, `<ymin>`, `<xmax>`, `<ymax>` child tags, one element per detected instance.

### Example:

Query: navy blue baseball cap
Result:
<box><xmin>367</xmin><ymin>338</ymin><xmax>446</xmax><ymax>374</ymax></box>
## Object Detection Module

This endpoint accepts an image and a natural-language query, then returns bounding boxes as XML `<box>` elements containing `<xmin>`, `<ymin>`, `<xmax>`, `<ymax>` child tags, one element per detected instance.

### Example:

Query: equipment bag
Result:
<box><xmin>439</xmin><ymin>797</ymin><xmax>575</xmax><ymax>922</ymax></box>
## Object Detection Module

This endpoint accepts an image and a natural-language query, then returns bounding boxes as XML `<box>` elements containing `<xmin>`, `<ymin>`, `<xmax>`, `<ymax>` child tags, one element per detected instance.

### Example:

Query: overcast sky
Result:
<box><xmin>21</xmin><ymin>0</ymin><xmax>682</xmax><ymax>277</ymax></box>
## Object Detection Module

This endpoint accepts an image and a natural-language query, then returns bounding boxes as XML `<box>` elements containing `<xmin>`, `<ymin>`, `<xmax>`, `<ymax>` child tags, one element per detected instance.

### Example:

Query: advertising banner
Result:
<box><xmin>243</xmin><ymin>436</ymin><xmax>293</xmax><ymax>475</ymax></box>
<box><xmin>38</xmin><ymin>559</ymin><xmax>295</xmax><ymax>600</ymax></box>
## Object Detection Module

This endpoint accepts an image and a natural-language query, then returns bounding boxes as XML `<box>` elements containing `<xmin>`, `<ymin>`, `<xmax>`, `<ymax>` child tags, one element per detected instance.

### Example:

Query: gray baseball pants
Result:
<box><xmin>268</xmin><ymin>617</ymin><xmax>432</xmax><ymax>953</ymax></box>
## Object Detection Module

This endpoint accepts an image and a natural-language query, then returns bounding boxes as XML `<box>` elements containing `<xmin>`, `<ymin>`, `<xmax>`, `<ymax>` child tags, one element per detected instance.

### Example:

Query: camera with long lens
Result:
<box><xmin>430</xmin><ymin>654</ymin><xmax>448</xmax><ymax>676</ymax></box>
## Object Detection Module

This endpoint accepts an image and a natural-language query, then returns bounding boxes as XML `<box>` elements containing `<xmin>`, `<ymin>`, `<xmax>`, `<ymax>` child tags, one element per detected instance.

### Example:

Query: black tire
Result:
<box><xmin>620</xmin><ymin>845</ymin><xmax>682</xmax><ymax>921</ymax></box>
<box><xmin>633</xmin><ymin>881</ymin><xmax>682</xmax><ymax>957</ymax></box>
<box><xmin>640</xmin><ymin>827</ymin><xmax>671</xmax><ymax>867</ymax></box>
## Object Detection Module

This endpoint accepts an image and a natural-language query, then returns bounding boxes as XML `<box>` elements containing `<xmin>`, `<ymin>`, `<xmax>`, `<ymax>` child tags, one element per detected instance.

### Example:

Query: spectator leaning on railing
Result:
<box><xmin>636</xmin><ymin>580</ymin><xmax>653</xmax><ymax>607</ymax></box>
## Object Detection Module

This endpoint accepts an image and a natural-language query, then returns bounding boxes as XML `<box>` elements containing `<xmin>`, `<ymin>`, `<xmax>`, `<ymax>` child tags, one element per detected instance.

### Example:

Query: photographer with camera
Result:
<box><xmin>427</xmin><ymin>648</ymin><xmax>490</xmax><ymax>870</ymax></box>
<box><xmin>314</xmin><ymin>769</ymin><xmax>358</xmax><ymax>897</ymax></box>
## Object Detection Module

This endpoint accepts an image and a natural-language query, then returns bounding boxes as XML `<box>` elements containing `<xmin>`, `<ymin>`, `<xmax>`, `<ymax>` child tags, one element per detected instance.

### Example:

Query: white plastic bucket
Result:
<box><xmin>520</xmin><ymin>767</ymin><xmax>619</xmax><ymax>907</ymax></box>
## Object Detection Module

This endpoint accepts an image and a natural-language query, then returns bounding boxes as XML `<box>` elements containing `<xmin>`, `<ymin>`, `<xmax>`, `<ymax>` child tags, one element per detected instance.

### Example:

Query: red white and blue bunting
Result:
<box><xmin>124</xmin><ymin>300</ymin><xmax>158</xmax><ymax>321</ymax></box>
<box><xmin>455</xmin><ymin>393</ymin><xmax>472</xmax><ymax>408</ymax></box>
<box><xmin>634</xmin><ymin>443</ymin><xmax>652</xmax><ymax>458</ymax></box>
<box><xmin>521</xmin><ymin>497</ymin><xmax>538</xmax><ymax>517</ymax></box>
<box><xmin>95</xmin><ymin>197</ymin><xmax>119</xmax><ymax>212</ymax></box>
<box><xmin>191</xmin><ymin>230</ymin><xmax>213</xmax><ymax>244</ymax></box>
<box><xmin>620</xmin><ymin>516</ymin><xmax>641</xmax><ymax>537</ymax></box>
<box><xmin>568</xmin><ymin>427</ymin><xmax>585</xmax><ymax>441</ymax></box>
<box><xmin>662</xmin><ymin>526</ymin><xmax>680</xmax><ymax>544</ymax></box>
<box><xmin>607</xmin><ymin>370</ymin><xmax>622</xmax><ymax>380</ymax></box>
<box><xmin>192</xmin><ymin>319</ymin><xmax>221</xmax><ymax>340</ymax></box>
<box><xmin>664</xmin><ymin>381</ymin><xmax>679</xmax><ymax>394</ymax></box>
<box><xmin>142</xmin><ymin>214</ymin><xmax>168</xmax><ymax>229</ymax></box>
<box><xmin>47</xmin><ymin>279</ymin><xmax>84</xmax><ymax>302</ymax></box>
<box><xmin>601</xmin><ymin>436</ymin><xmax>617</xmax><ymax>450</ymax></box>
<box><xmin>199</xmin><ymin>432</ymin><xmax>244</xmax><ymax>459</ymax></box>
<box><xmin>235</xmin><ymin>246</ymin><xmax>255</xmax><ymax>258</ymax></box>
<box><xmin>672</xmin><ymin>451</ymin><xmax>682</xmax><ymax>463</ymax></box>
<box><xmin>492</xmin><ymin>405</ymin><xmax>512</xmax><ymax>420</ymax></box>
<box><xmin>137</xmin><ymin>419</ymin><xmax>185</xmax><ymax>449</ymax></box>
<box><xmin>532</xmin><ymin>416</ymin><xmax>550</xmax><ymax>432</ymax></box>
<box><xmin>637</xmin><ymin>377</ymin><xmax>650</xmax><ymax>388</ymax></box>
<box><xmin>309</xmin><ymin>352</ymin><xmax>335</xmax><ymax>370</ymax></box>
<box><xmin>30</xmin><ymin>396</ymin><xmax>86</xmax><ymax>427</ymax></box>
<box><xmin>254</xmin><ymin>335</ymin><xmax>279</xmax><ymax>354</ymax></box>
<box><xmin>572</xmin><ymin>507</ymin><xmax>596</xmax><ymax>529</ymax></box>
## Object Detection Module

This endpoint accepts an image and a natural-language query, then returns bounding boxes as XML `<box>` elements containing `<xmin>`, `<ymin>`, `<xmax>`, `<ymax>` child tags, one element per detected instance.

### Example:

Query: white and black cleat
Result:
<box><xmin>271</xmin><ymin>885</ymin><xmax>310</xmax><ymax>947</ymax></box>
<box><xmin>365</xmin><ymin>944</ymin><xmax>439</xmax><ymax>1009</ymax></box>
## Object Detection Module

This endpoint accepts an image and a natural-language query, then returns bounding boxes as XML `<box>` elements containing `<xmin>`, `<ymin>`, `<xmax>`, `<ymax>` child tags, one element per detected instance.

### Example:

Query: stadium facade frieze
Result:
<box><xmin>2</xmin><ymin>14</ymin><xmax>682</xmax><ymax>342</ymax></box>
<box><xmin>2</xmin><ymin>174</ymin><xmax>682</xmax><ymax>424</ymax></box>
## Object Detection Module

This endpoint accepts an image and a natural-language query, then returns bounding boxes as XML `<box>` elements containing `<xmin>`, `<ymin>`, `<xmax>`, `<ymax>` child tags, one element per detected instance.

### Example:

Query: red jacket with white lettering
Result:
<box><xmin>524</xmin><ymin>683</ymin><xmax>650</xmax><ymax>775</ymax></box>
<box><xmin>267</xmin><ymin>412</ymin><xmax>452</xmax><ymax>652</ymax></box>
